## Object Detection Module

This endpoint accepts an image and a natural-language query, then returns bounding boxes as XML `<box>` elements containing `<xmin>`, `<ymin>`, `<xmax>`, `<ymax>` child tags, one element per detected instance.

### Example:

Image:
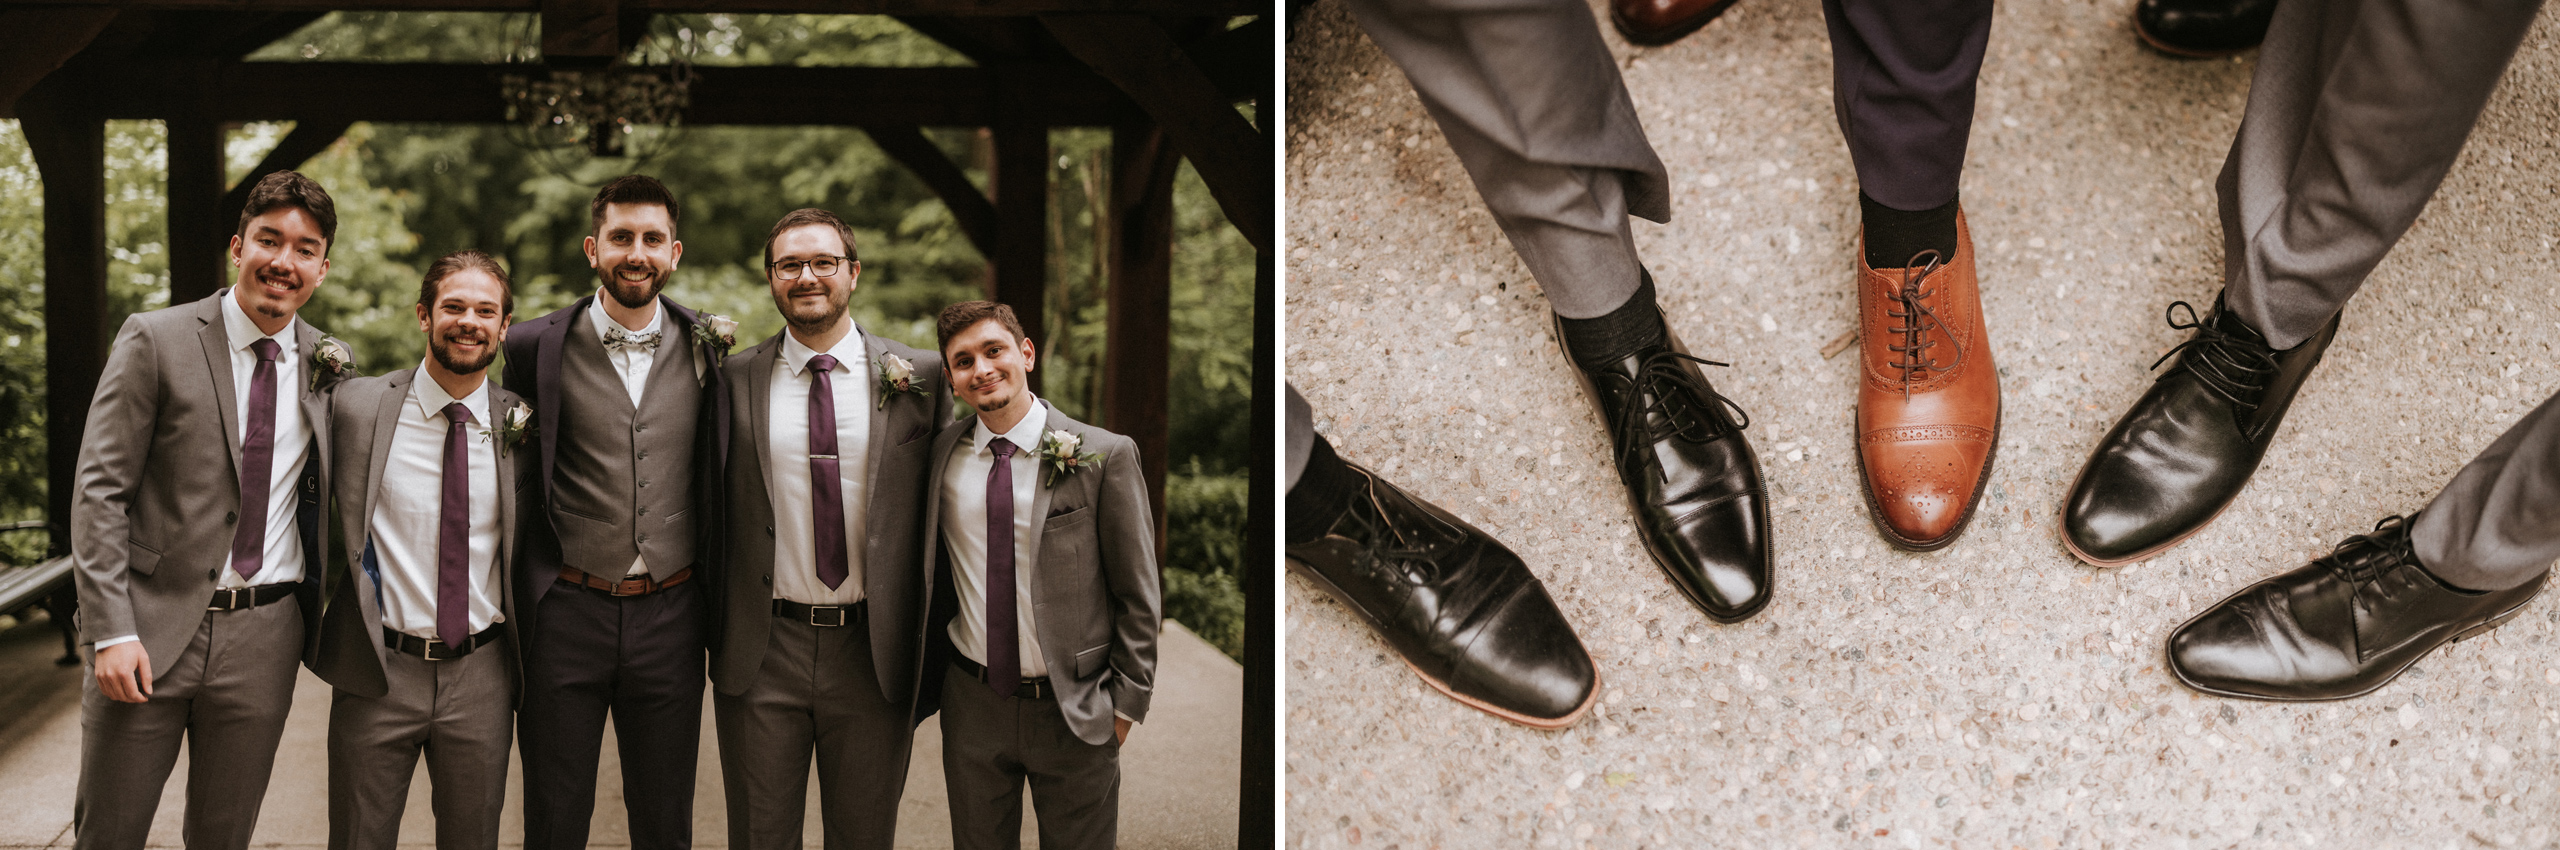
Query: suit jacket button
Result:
<box><xmin>637</xmin><ymin>506</ymin><xmax>649</xmax><ymax>516</ymax></box>
<box><xmin>225</xmin><ymin>511</ymin><xmax>237</xmax><ymax>525</ymax></box>
<box><xmin>207</xmin><ymin>568</ymin><xmax>218</xmax><ymax>581</ymax></box>
<box><xmin>765</xmin><ymin>526</ymin><xmax>774</xmax><ymax>536</ymax></box>
<box><xmin>761</xmin><ymin>575</ymin><xmax>772</xmax><ymax>586</ymax></box>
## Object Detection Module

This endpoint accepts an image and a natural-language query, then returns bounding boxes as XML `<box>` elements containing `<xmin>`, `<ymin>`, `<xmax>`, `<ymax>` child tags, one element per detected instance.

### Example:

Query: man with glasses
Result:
<box><xmin>710</xmin><ymin>208</ymin><xmax>948</xmax><ymax>850</ymax></box>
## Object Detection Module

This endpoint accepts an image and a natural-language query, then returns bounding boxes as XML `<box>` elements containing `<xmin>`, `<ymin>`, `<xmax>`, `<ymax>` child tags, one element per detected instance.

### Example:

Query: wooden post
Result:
<box><xmin>1240</xmin><ymin>244</ymin><xmax>1273</xmax><ymax>847</ymax></box>
<box><xmin>1103</xmin><ymin>122</ymin><xmax>1175</xmax><ymax>554</ymax></box>
<box><xmin>991</xmin><ymin>112</ymin><xmax>1047</xmax><ymax>394</ymax></box>
<box><xmin>167</xmin><ymin>116</ymin><xmax>227</xmax><ymax>306</ymax></box>
<box><xmin>19</xmin><ymin>81</ymin><xmax>110</xmax><ymax>551</ymax></box>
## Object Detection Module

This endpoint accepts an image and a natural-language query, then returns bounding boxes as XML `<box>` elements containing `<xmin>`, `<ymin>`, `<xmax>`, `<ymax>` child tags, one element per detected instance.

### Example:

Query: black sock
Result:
<box><xmin>1557</xmin><ymin>271</ymin><xmax>1667</xmax><ymax>366</ymax></box>
<box><xmin>1861</xmin><ymin>191</ymin><xmax>1961</xmax><ymax>270</ymax></box>
<box><xmin>1287</xmin><ymin>434</ymin><xmax>1361</xmax><ymax>544</ymax></box>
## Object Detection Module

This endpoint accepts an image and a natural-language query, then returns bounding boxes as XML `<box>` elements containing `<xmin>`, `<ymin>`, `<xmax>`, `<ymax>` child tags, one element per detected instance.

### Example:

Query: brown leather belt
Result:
<box><xmin>384</xmin><ymin>625</ymin><xmax>502</xmax><ymax>661</ymax></box>
<box><xmin>773</xmin><ymin>599</ymin><xmax>866</xmax><ymax>628</ymax></box>
<box><xmin>952</xmin><ymin>655</ymin><xmax>1055</xmax><ymax>701</ymax></box>
<box><xmin>207</xmin><ymin>581</ymin><xmax>300</xmax><ymax>611</ymax></box>
<box><xmin>558</xmin><ymin>565</ymin><xmax>692</xmax><ymax>596</ymax></box>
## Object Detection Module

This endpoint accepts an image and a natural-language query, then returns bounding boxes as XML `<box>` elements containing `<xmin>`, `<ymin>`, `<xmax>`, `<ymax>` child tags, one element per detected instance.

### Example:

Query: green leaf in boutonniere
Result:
<box><xmin>479</xmin><ymin>401</ymin><xmax>535</xmax><ymax>456</ymax></box>
<box><xmin>1035</xmin><ymin>428</ymin><xmax>1103</xmax><ymax>488</ymax></box>
<box><xmin>877</xmin><ymin>353</ymin><xmax>929</xmax><ymax>410</ymax></box>
<box><xmin>692</xmin><ymin>313</ymin><xmax>738</xmax><ymax>360</ymax></box>
<box><xmin>309</xmin><ymin>336</ymin><xmax>356</xmax><ymax>391</ymax></box>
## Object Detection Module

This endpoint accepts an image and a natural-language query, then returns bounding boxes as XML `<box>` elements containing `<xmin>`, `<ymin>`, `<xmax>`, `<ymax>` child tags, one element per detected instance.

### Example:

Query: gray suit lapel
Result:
<box><xmin>196</xmin><ymin>302</ymin><xmax>243</xmax><ymax>476</ymax></box>
<box><xmin>1022</xmin><ymin>420</ymin><xmax>1056</xmax><ymax>577</ymax></box>
<box><xmin>295</xmin><ymin>319</ymin><xmax>329</xmax><ymax>464</ymax></box>
<box><xmin>492</xmin><ymin>386</ymin><xmax>520</xmax><ymax>625</ymax></box>
<box><xmin>861</xmin><ymin>329</ymin><xmax>889</xmax><ymax>491</ymax></box>
<box><xmin>361</xmin><ymin>370</ymin><xmax>412</xmax><ymax>552</ymax></box>
<box><xmin>923</xmin><ymin>414</ymin><xmax>973</xmax><ymax>570</ymax></box>
<box><xmin>745</xmin><ymin>335</ymin><xmax>779</xmax><ymax>489</ymax></box>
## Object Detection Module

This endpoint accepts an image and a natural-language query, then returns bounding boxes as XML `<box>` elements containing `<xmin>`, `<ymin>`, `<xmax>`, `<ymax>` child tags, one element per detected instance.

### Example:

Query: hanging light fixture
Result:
<box><xmin>500</xmin><ymin>15</ymin><xmax>696</xmax><ymax>175</ymax></box>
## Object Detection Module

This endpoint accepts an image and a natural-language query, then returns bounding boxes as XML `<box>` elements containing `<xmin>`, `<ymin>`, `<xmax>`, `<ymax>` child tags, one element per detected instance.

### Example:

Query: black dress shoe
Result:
<box><xmin>1286</xmin><ymin>463</ymin><xmax>1599</xmax><ymax>728</ymax></box>
<box><xmin>2169</xmin><ymin>515</ymin><xmax>2546</xmax><ymax>701</ymax></box>
<box><xmin>2133</xmin><ymin>0</ymin><xmax>2275</xmax><ymax>58</ymax></box>
<box><xmin>1554</xmin><ymin>314</ymin><xmax>1772</xmax><ymax>623</ymax></box>
<box><xmin>2062</xmin><ymin>295</ymin><xmax>2336</xmax><ymax>566</ymax></box>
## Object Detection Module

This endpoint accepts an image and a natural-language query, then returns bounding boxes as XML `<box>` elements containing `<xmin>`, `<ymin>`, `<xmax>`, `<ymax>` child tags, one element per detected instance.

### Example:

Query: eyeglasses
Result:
<box><xmin>768</xmin><ymin>255</ymin><xmax>851</xmax><ymax>280</ymax></box>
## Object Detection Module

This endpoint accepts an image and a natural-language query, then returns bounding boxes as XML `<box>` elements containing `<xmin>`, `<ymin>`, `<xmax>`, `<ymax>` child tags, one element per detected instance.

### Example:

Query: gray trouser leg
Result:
<box><xmin>714</xmin><ymin>618</ymin><xmax>910</xmax><ymax>850</ymax></box>
<box><xmin>76</xmin><ymin>599</ymin><xmax>301</xmax><ymax>850</ymax></box>
<box><xmin>1339</xmin><ymin>0</ymin><xmax>1670</xmax><ymax>318</ymax></box>
<box><xmin>2217</xmin><ymin>0</ymin><xmax>2542</xmax><ymax>348</ymax></box>
<box><xmin>328</xmin><ymin>642</ymin><xmax>513</xmax><ymax>850</ymax></box>
<box><xmin>1287</xmin><ymin>384</ymin><xmax>1313</xmax><ymax>490</ymax></box>
<box><xmin>2413</xmin><ymin>390</ymin><xmax>2560</xmax><ymax>591</ymax></box>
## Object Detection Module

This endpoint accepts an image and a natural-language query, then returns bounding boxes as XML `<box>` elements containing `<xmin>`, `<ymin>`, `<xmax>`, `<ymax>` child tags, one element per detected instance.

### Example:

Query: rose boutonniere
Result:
<box><xmin>1036</xmin><ymin>428</ymin><xmax>1102</xmax><ymax>487</ymax></box>
<box><xmin>692</xmin><ymin>313</ymin><xmax>738</xmax><ymax>358</ymax></box>
<box><xmin>876</xmin><ymin>353</ymin><xmax>928</xmax><ymax>409</ymax></box>
<box><xmin>482</xmin><ymin>402</ymin><xmax>534</xmax><ymax>455</ymax></box>
<box><xmin>309</xmin><ymin>336</ymin><xmax>355</xmax><ymax>391</ymax></box>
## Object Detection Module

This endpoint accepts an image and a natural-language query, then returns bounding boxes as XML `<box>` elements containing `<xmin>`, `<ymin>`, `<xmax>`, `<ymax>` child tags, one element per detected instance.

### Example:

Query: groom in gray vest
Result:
<box><xmin>500</xmin><ymin>175</ymin><xmax>731</xmax><ymax>850</ymax></box>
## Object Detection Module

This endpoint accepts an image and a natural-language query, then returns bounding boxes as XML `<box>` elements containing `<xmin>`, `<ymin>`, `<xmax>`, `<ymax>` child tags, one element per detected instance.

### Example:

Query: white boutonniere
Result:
<box><xmin>1036</xmin><ymin>428</ymin><xmax>1102</xmax><ymax>487</ymax></box>
<box><xmin>481</xmin><ymin>402</ymin><xmax>534</xmax><ymax>455</ymax></box>
<box><xmin>876</xmin><ymin>353</ymin><xmax>928</xmax><ymax>409</ymax></box>
<box><xmin>309</xmin><ymin>336</ymin><xmax>355</xmax><ymax>391</ymax></box>
<box><xmin>692</xmin><ymin>313</ymin><xmax>738</xmax><ymax>358</ymax></box>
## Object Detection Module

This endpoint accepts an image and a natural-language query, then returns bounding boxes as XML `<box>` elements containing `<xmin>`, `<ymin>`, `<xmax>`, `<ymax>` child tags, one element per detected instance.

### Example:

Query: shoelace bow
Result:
<box><xmin>1883</xmin><ymin>250</ymin><xmax>1967</xmax><ymax>397</ymax></box>
<box><xmin>1598</xmin><ymin>348</ymin><xmax>1752</xmax><ymax>473</ymax></box>
<box><xmin>2321</xmin><ymin>514</ymin><xmax>2418</xmax><ymax>587</ymax></box>
<box><xmin>2149</xmin><ymin>301</ymin><xmax>2279</xmax><ymax>410</ymax></box>
<box><xmin>1339</xmin><ymin>477</ymin><xmax>1465</xmax><ymax>590</ymax></box>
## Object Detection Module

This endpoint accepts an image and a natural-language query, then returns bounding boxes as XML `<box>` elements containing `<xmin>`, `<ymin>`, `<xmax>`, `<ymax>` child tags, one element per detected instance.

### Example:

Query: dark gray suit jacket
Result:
<box><xmin>70</xmin><ymin>290</ymin><xmax>335</xmax><ymax>678</ymax></box>
<box><xmin>311</xmin><ymin>369</ymin><xmax>533</xmax><ymax>700</ymax></box>
<box><xmin>711</xmin><ymin>327</ymin><xmax>950</xmax><ymax>706</ymax></box>
<box><xmin>915</xmin><ymin>404</ymin><xmax>1161</xmax><ymax>746</ymax></box>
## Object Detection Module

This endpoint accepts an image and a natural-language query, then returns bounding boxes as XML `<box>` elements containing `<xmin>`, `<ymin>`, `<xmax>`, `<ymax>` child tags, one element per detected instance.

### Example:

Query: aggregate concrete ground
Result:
<box><xmin>0</xmin><ymin>615</ymin><xmax>1238</xmax><ymax>849</ymax></box>
<box><xmin>1282</xmin><ymin>0</ymin><xmax>2560</xmax><ymax>846</ymax></box>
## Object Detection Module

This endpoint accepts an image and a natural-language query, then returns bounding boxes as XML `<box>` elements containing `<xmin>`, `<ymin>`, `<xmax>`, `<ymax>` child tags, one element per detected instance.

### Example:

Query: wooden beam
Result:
<box><xmin>204</xmin><ymin>11</ymin><xmax>328</xmax><ymax>58</ymax></box>
<box><xmin>218</xmin><ymin>118</ymin><xmax>352</xmax><ymax>228</ymax></box>
<box><xmin>541</xmin><ymin>0</ymin><xmax>621</xmax><ymax>66</ymax></box>
<box><xmin>167</xmin><ymin>117</ymin><xmax>228</xmax><ymax>306</ymax></box>
<box><xmin>1040</xmin><ymin>14</ymin><xmax>1266</xmax><ymax>252</ymax></box>
<box><xmin>990</xmin><ymin>118</ymin><xmax>1046</xmax><ymax>395</ymax></box>
<box><xmin>1102</xmin><ymin>122</ymin><xmax>1174</xmax><ymax>554</ymax></box>
<box><xmin>1238</xmin><ymin>241</ymin><xmax>1272</xmax><ymax>849</ymax></box>
<box><xmin>1185</xmin><ymin>15</ymin><xmax>1268</xmax><ymax>103</ymax></box>
<box><xmin>17</xmin><ymin>81</ymin><xmax>111</xmax><ymax>552</ymax></box>
<box><xmin>0</xmin><ymin>8</ymin><xmax>116</xmax><ymax>118</ymax></box>
<box><xmin>77</xmin><ymin>62</ymin><xmax>1144</xmax><ymax>127</ymax></box>
<box><xmin>892</xmin><ymin>16</ymin><xmax>1056</xmax><ymax>63</ymax></box>
<box><xmin>863</xmin><ymin>125</ymin><xmax>997</xmax><ymax>259</ymax></box>
<box><xmin>9</xmin><ymin>0</ymin><xmax>1263</xmax><ymax>15</ymax></box>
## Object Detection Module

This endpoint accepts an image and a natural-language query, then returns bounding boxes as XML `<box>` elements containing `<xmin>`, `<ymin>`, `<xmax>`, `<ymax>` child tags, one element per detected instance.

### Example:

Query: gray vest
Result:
<box><xmin>552</xmin><ymin>309</ymin><xmax>700</xmax><ymax>578</ymax></box>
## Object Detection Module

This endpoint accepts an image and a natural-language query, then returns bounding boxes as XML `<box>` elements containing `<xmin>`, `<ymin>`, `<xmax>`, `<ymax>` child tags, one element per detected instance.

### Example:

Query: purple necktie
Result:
<box><xmin>437</xmin><ymin>403</ymin><xmax>475</xmax><ymax>644</ymax></box>
<box><xmin>228</xmin><ymin>338</ymin><xmax>281</xmax><ymax>580</ymax></box>
<box><xmin>985</xmin><ymin>437</ymin><xmax>1020</xmax><ymax>698</ymax></box>
<box><xmin>807</xmin><ymin>354</ymin><xmax>848</xmax><ymax>590</ymax></box>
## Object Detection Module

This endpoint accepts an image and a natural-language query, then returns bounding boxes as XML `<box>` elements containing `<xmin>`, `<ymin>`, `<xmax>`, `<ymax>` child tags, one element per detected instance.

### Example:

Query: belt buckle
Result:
<box><xmin>420</xmin><ymin>637</ymin><xmax>450</xmax><ymax>662</ymax></box>
<box><xmin>809</xmin><ymin>606</ymin><xmax>845</xmax><ymax>628</ymax></box>
<box><xmin>208</xmin><ymin>587</ymin><xmax>243</xmax><ymax>611</ymax></box>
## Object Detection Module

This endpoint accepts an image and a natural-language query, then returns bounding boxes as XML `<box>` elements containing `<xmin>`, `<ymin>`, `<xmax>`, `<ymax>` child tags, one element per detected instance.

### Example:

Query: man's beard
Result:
<box><xmin>599</xmin><ymin>265</ymin><xmax>668</xmax><ymax>310</ymax></box>
<box><xmin>430</xmin><ymin>329</ymin><xmax>499</xmax><ymax>376</ymax></box>
<box><xmin>778</xmin><ymin>285</ymin><xmax>849</xmax><ymax>334</ymax></box>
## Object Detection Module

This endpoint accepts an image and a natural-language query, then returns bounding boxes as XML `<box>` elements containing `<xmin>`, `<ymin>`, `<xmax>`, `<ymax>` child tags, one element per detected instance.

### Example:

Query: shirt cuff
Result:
<box><xmin>93</xmin><ymin>635</ymin><xmax>139</xmax><ymax>650</ymax></box>
<box><xmin>1114</xmin><ymin>710</ymin><xmax>1137</xmax><ymax>725</ymax></box>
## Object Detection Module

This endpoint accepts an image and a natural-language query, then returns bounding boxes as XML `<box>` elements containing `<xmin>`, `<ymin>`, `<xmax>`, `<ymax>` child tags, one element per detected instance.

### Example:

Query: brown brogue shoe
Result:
<box><xmin>1612</xmin><ymin>0</ymin><xmax>1742</xmax><ymax>47</ymax></box>
<box><xmin>1854</xmin><ymin>212</ymin><xmax>2001</xmax><ymax>550</ymax></box>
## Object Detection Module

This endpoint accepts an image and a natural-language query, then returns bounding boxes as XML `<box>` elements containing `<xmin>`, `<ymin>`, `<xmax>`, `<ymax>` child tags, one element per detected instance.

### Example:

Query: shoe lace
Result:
<box><xmin>1337</xmin><ymin>476</ymin><xmax>1465</xmax><ymax>589</ymax></box>
<box><xmin>1882</xmin><ymin>250</ymin><xmax>1968</xmax><ymax>397</ymax></box>
<box><xmin>2148</xmin><ymin>300</ymin><xmax>2279</xmax><ymax>410</ymax></box>
<box><xmin>2319</xmin><ymin>515</ymin><xmax>2418</xmax><ymax>586</ymax></box>
<box><xmin>1596</xmin><ymin>347</ymin><xmax>1752</xmax><ymax>470</ymax></box>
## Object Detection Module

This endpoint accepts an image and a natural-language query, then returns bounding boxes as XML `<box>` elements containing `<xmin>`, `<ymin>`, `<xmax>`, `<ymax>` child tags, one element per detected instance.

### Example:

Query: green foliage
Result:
<box><xmin>1163</xmin><ymin>461</ymin><xmax>1249</xmax><ymax>660</ymax></box>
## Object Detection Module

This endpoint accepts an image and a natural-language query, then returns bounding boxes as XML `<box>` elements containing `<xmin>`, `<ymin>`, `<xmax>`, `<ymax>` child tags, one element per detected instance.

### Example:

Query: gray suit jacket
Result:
<box><xmin>915</xmin><ymin>404</ymin><xmax>1161</xmax><ymax>746</ymax></box>
<box><xmin>712</xmin><ymin>327</ymin><xmax>950</xmax><ymax>706</ymax></box>
<box><xmin>311</xmin><ymin>369</ymin><xmax>532</xmax><ymax>700</ymax></box>
<box><xmin>70</xmin><ymin>290</ymin><xmax>334</xmax><ymax>679</ymax></box>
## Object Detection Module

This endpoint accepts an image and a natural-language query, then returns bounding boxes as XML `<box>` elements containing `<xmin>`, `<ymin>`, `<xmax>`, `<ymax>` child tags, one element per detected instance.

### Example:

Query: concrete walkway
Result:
<box><xmin>0</xmin><ymin>614</ymin><xmax>1237</xmax><ymax>849</ymax></box>
<box><xmin>1285</xmin><ymin>0</ymin><xmax>2560</xmax><ymax>846</ymax></box>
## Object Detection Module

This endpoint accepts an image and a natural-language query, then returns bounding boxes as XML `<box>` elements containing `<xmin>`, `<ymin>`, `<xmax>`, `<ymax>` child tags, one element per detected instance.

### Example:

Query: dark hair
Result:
<box><xmin>935</xmin><ymin>300</ymin><xmax>1027</xmax><ymax>356</ymax></box>
<box><xmin>418</xmin><ymin>250</ymin><xmax>514</xmax><ymax>316</ymax></box>
<box><xmin>762</xmin><ymin>207</ymin><xmax>860</xmax><ymax>267</ymax></box>
<box><xmin>589</xmin><ymin>174</ymin><xmax>681</xmax><ymax>238</ymax></box>
<box><xmin>236</xmin><ymin>170</ymin><xmax>338</xmax><ymax>253</ymax></box>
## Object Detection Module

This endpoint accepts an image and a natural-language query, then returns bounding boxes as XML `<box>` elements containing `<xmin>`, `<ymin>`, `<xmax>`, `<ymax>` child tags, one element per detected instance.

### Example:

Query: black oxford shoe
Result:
<box><xmin>1286</xmin><ymin>463</ymin><xmax>1599</xmax><ymax>728</ymax></box>
<box><xmin>2169</xmin><ymin>515</ymin><xmax>2546</xmax><ymax>701</ymax></box>
<box><xmin>2133</xmin><ymin>0</ymin><xmax>2275</xmax><ymax>58</ymax></box>
<box><xmin>2063</xmin><ymin>295</ymin><xmax>2336</xmax><ymax>566</ymax></box>
<box><xmin>1554</xmin><ymin>310</ymin><xmax>1772</xmax><ymax>623</ymax></box>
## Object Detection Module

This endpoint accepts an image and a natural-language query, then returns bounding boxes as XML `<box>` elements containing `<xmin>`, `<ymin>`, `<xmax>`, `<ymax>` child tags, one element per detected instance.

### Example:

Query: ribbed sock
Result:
<box><xmin>1286</xmin><ymin>434</ymin><xmax>1360</xmax><ymax>544</ymax></box>
<box><xmin>1860</xmin><ymin>191</ymin><xmax>1961</xmax><ymax>270</ymax></box>
<box><xmin>1557</xmin><ymin>272</ymin><xmax>1667</xmax><ymax>366</ymax></box>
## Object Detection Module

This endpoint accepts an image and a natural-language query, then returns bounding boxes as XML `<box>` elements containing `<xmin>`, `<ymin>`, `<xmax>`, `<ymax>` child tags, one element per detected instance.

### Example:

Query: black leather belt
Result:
<box><xmin>384</xmin><ymin>625</ymin><xmax>503</xmax><ymax>661</ymax></box>
<box><xmin>207</xmin><ymin>581</ymin><xmax>300</xmax><ymax>612</ymax></box>
<box><xmin>774</xmin><ymin>598</ymin><xmax>866</xmax><ymax>627</ymax></box>
<box><xmin>952</xmin><ymin>655</ymin><xmax>1054</xmax><ymax>700</ymax></box>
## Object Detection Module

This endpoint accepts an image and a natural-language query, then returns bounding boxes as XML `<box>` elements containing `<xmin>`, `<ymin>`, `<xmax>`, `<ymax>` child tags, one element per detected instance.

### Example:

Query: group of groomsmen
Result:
<box><xmin>67</xmin><ymin>171</ymin><xmax>1162</xmax><ymax>850</ymax></box>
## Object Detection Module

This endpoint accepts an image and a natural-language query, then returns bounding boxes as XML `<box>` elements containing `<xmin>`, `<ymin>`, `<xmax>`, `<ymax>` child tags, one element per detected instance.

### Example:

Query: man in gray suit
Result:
<box><xmin>916</xmin><ymin>301</ymin><xmax>1159</xmax><ymax>850</ymax></box>
<box><xmin>711</xmin><ymin>209</ymin><xmax>948</xmax><ymax>850</ymax></box>
<box><xmin>313</xmin><ymin>251</ymin><xmax>532</xmax><ymax>850</ymax></box>
<box><xmin>71</xmin><ymin>170</ymin><xmax>345</xmax><ymax>850</ymax></box>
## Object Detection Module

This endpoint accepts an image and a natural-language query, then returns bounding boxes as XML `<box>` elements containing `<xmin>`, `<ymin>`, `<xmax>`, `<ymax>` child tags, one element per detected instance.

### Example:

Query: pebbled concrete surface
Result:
<box><xmin>1282</xmin><ymin>0</ymin><xmax>2560</xmax><ymax>846</ymax></box>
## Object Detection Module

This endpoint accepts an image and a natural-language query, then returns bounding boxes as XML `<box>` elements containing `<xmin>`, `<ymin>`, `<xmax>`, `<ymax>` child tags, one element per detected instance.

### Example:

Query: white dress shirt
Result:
<box><xmin>368</xmin><ymin>365</ymin><xmax>504</xmax><ymax>639</ymax></box>
<box><xmin>941</xmin><ymin>397</ymin><xmax>1050</xmax><ymax>677</ymax></box>
<box><xmin>96</xmin><ymin>291</ymin><xmax>316</xmax><ymax>650</ymax></box>
<box><xmin>768</xmin><ymin>330</ymin><xmax>874</xmax><ymax>605</ymax></box>
<box><xmin>588</xmin><ymin>292</ymin><xmax>666</xmax><ymax>577</ymax></box>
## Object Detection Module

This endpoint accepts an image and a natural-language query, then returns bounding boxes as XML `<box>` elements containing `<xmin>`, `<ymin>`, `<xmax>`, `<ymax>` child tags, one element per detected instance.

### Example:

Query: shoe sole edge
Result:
<box><xmin>2164</xmin><ymin>582</ymin><xmax>2543</xmax><ymax>702</ymax></box>
<box><xmin>1284</xmin><ymin>557</ymin><xmax>1601</xmax><ymax>730</ymax></box>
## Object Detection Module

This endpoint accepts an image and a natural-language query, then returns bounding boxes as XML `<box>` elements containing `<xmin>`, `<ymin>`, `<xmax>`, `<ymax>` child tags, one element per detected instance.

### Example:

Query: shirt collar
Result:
<box><xmin>587</xmin><ymin>290</ymin><xmax>664</xmax><ymax>342</ymax></box>
<box><xmin>780</xmin><ymin>326</ymin><xmax>867</xmax><ymax>377</ymax></box>
<box><xmin>973</xmin><ymin>394</ymin><xmax>1048</xmax><ymax>455</ymax></box>
<box><xmin>218</xmin><ymin>287</ymin><xmax>297</xmax><ymax>357</ymax></box>
<box><xmin>411</xmin><ymin>360</ymin><xmax>492</xmax><ymax>426</ymax></box>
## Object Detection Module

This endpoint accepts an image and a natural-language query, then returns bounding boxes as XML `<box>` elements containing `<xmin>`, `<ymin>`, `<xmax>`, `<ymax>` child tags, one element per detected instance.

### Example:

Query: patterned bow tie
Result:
<box><xmin>604</xmin><ymin>327</ymin><xmax>662</xmax><ymax>353</ymax></box>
